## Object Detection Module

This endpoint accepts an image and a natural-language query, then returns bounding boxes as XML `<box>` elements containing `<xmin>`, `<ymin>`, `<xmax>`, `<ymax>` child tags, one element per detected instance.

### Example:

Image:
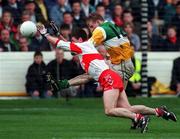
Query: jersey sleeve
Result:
<box><xmin>89</xmin><ymin>27</ymin><xmax>106</xmax><ymax>46</ymax></box>
<box><xmin>56</xmin><ymin>39</ymin><xmax>82</xmax><ymax>54</ymax></box>
<box><xmin>56</xmin><ymin>39</ymin><xmax>71</xmax><ymax>51</ymax></box>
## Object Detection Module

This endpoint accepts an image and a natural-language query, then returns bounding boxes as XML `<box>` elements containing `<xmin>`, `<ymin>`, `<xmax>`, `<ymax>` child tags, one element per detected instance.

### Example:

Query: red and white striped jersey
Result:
<box><xmin>56</xmin><ymin>40</ymin><xmax>109</xmax><ymax>81</ymax></box>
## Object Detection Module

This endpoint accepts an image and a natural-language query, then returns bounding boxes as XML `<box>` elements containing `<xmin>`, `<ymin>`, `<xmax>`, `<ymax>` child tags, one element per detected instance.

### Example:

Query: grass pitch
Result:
<box><xmin>0</xmin><ymin>97</ymin><xmax>179</xmax><ymax>139</ymax></box>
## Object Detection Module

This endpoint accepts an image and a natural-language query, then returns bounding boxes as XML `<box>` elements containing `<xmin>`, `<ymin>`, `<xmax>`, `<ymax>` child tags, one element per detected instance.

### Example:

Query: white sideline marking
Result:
<box><xmin>0</xmin><ymin>107</ymin><xmax>60</xmax><ymax>111</ymax></box>
<box><xmin>0</xmin><ymin>97</ymin><xmax>30</xmax><ymax>100</ymax></box>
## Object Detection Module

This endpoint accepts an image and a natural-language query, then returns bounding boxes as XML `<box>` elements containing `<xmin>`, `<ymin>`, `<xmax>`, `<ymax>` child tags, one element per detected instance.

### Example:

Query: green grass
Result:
<box><xmin>0</xmin><ymin>98</ymin><xmax>180</xmax><ymax>139</ymax></box>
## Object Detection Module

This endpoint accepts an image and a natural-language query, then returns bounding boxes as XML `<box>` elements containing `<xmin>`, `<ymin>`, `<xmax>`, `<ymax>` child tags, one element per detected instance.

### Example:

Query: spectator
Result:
<box><xmin>112</xmin><ymin>3</ymin><xmax>123</xmax><ymax>27</ymax></box>
<box><xmin>60</xmin><ymin>24</ymin><xmax>71</xmax><ymax>41</ymax></box>
<box><xmin>25</xmin><ymin>51</ymin><xmax>52</xmax><ymax>98</ymax></box>
<box><xmin>147</xmin><ymin>21</ymin><xmax>164</xmax><ymax>51</ymax></box>
<box><xmin>170</xmin><ymin>57</ymin><xmax>180</xmax><ymax>96</ymax></box>
<box><xmin>101</xmin><ymin>0</ymin><xmax>113</xmax><ymax>16</ymax></box>
<box><xmin>21</xmin><ymin>10</ymin><xmax>31</xmax><ymax>22</ymax></box>
<box><xmin>71</xmin><ymin>0</ymin><xmax>86</xmax><ymax>28</ymax></box>
<box><xmin>129</xmin><ymin>0</ymin><xmax>141</xmax><ymax>22</ymax></box>
<box><xmin>62</xmin><ymin>12</ymin><xmax>76</xmax><ymax>31</ymax></box>
<box><xmin>18</xmin><ymin>36</ymin><xmax>29</xmax><ymax>51</ymax></box>
<box><xmin>163</xmin><ymin>26</ymin><xmax>180</xmax><ymax>51</ymax></box>
<box><xmin>29</xmin><ymin>31</ymin><xmax>51</xmax><ymax>51</ymax></box>
<box><xmin>44</xmin><ymin>0</ymin><xmax>56</xmax><ymax>12</ymax></box>
<box><xmin>124</xmin><ymin>22</ymin><xmax>141</xmax><ymax>51</ymax></box>
<box><xmin>3</xmin><ymin>0</ymin><xmax>23</xmax><ymax>24</ymax></box>
<box><xmin>0</xmin><ymin>10</ymin><xmax>18</xmax><ymax>40</ymax></box>
<box><xmin>121</xmin><ymin>0</ymin><xmax>141</xmax><ymax>22</ymax></box>
<box><xmin>50</xmin><ymin>0</ymin><xmax>71</xmax><ymax>26</ymax></box>
<box><xmin>122</xmin><ymin>10</ymin><xmax>141</xmax><ymax>35</ymax></box>
<box><xmin>0</xmin><ymin>29</ymin><xmax>16</xmax><ymax>52</ymax></box>
<box><xmin>46</xmin><ymin>48</ymin><xmax>80</xmax><ymax>97</ymax></box>
<box><xmin>95</xmin><ymin>3</ymin><xmax>112</xmax><ymax>22</ymax></box>
<box><xmin>35</xmin><ymin>0</ymin><xmax>49</xmax><ymax>22</ymax></box>
<box><xmin>170</xmin><ymin>1</ymin><xmax>180</xmax><ymax>37</ymax></box>
<box><xmin>81</xmin><ymin>0</ymin><xmax>95</xmax><ymax>17</ymax></box>
<box><xmin>24</xmin><ymin>0</ymin><xmax>46</xmax><ymax>24</ymax></box>
<box><xmin>121</xmin><ymin>0</ymin><xmax>131</xmax><ymax>10</ymax></box>
<box><xmin>163</xmin><ymin>0</ymin><xmax>176</xmax><ymax>25</ymax></box>
<box><xmin>148</xmin><ymin>0</ymin><xmax>166</xmax><ymax>20</ymax></box>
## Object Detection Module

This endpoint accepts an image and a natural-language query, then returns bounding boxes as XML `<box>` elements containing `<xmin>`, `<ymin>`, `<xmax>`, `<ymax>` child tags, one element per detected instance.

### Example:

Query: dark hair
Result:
<box><xmin>176</xmin><ymin>1</ymin><xmax>180</xmax><ymax>7</ymax></box>
<box><xmin>114</xmin><ymin>3</ymin><xmax>123</xmax><ymax>8</ymax></box>
<box><xmin>71</xmin><ymin>0</ymin><xmax>81</xmax><ymax>6</ymax></box>
<box><xmin>34</xmin><ymin>51</ymin><xmax>43</xmax><ymax>57</ymax></box>
<box><xmin>123</xmin><ymin>10</ymin><xmax>132</xmax><ymax>15</ymax></box>
<box><xmin>167</xmin><ymin>26</ymin><xmax>177</xmax><ymax>32</ymax></box>
<box><xmin>2</xmin><ymin>10</ymin><xmax>12</xmax><ymax>16</ymax></box>
<box><xmin>60</xmin><ymin>23</ymin><xmax>70</xmax><ymax>30</ymax></box>
<box><xmin>86</xmin><ymin>13</ymin><xmax>104</xmax><ymax>22</ymax></box>
<box><xmin>63</xmin><ymin>11</ymin><xmax>72</xmax><ymax>17</ymax></box>
<box><xmin>25</xmin><ymin>0</ymin><xmax>36</xmax><ymax>5</ymax></box>
<box><xmin>96</xmin><ymin>3</ymin><xmax>105</xmax><ymax>10</ymax></box>
<box><xmin>72</xmin><ymin>28</ymin><xmax>88</xmax><ymax>41</ymax></box>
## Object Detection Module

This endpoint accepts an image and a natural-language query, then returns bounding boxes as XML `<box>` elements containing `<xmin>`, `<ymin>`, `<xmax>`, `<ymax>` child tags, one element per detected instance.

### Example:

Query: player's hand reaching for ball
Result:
<box><xmin>36</xmin><ymin>24</ymin><xmax>49</xmax><ymax>37</ymax></box>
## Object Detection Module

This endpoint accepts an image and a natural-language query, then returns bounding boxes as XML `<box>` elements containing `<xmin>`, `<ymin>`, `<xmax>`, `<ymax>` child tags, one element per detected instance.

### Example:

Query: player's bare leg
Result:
<box><xmin>117</xmin><ymin>90</ymin><xmax>156</xmax><ymax>115</ymax></box>
<box><xmin>103</xmin><ymin>89</ymin><xmax>150</xmax><ymax>133</ymax></box>
<box><xmin>103</xmin><ymin>89</ymin><xmax>135</xmax><ymax>119</ymax></box>
<box><xmin>116</xmin><ymin>90</ymin><xmax>177</xmax><ymax>129</ymax></box>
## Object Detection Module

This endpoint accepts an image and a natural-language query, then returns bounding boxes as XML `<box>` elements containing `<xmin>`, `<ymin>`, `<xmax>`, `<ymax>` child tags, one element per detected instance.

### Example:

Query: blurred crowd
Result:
<box><xmin>0</xmin><ymin>0</ymin><xmax>179</xmax><ymax>52</ymax></box>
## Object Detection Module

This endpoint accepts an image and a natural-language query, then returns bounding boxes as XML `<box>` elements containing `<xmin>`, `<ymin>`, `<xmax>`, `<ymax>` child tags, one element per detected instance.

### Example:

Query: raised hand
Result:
<box><xmin>36</xmin><ymin>24</ymin><xmax>49</xmax><ymax>37</ymax></box>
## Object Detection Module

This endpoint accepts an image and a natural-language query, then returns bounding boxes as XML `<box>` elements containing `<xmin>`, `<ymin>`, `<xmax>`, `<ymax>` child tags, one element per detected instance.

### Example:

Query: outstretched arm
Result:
<box><xmin>37</xmin><ymin>24</ymin><xmax>72</xmax><ymax>51</ymax></box>
<box><xmin>37</xmin><ymin>24</ymin><xmax>59</xmax><ymax>46</ymax></box>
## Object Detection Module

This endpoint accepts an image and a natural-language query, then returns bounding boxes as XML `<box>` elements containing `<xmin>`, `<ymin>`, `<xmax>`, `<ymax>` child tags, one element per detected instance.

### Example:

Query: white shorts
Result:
<box><xmin>111</xmin><ymin>59</ymin><xmax>135</xmax><ymax>81</ymax></box>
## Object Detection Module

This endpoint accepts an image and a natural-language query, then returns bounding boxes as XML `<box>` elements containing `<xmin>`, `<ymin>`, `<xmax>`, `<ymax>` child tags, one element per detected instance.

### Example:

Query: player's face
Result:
<box><xmin>87</xmin><ymin>20</ymin><xmax>100</xmax><ymax>32</ymax></box>
<box><xmin>34</xmin><ymin>56</ymin><xmax>43</xmax><ymax>65</ymax></box>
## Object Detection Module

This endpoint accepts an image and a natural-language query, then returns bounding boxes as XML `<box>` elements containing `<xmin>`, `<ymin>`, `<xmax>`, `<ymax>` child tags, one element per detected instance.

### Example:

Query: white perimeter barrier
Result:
<box><xmin>0</xmin><ymin>52</ymin><xmax>179</xmax><ymax>96</ymax></box>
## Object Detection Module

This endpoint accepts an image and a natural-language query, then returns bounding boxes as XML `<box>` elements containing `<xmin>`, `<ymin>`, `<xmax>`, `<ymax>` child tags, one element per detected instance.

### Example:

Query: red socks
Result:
<box><xmin>135</xmin><ymin>113</ymin><xmax>143</xmax><ymax>122</ymax></box>
<box><xmin>155</xmin><ymin>108</ymin><xmax>164</xmax><ymax>117</ymax></box>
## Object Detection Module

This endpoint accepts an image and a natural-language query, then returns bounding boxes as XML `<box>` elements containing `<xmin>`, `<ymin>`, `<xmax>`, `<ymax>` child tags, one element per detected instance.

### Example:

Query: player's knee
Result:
<box><xmin>104</xmin><ymin>109</ymin><xmax>114</xmax><ymax>116</ymax></box>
